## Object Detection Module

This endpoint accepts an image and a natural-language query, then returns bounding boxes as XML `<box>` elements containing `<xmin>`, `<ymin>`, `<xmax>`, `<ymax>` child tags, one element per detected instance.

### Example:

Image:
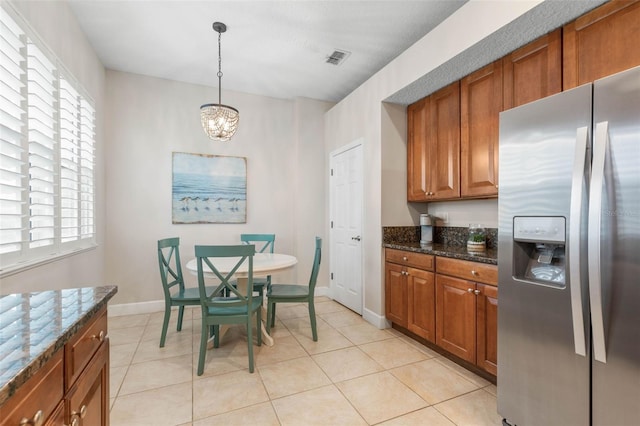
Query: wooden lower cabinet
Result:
<box><xmin>435</xmin><ymin>257</ymin><xmax>498</xmax><ymax>375</ymax></box>
<box><xmin>477</xmin><ymin>284</ymin><xmax>498</xmax><ymax>375</ymax></box>
<box><xmin>385</xmin><ymin>249</ymin><xmax>436</xmax><ymax>341</ymax></box>
<box><xmin>385</xmin><ymin>261</ymin><xmax>408</xmax><ymax>327</ymax></box>
<box><xmin>407</xmin><ymin>267</ymin><xmax>436</xmax><ymax>343</ymax></box>
<box><xmin>67</xmin><ymin>339</ymin><xmax>109</xmax><ymax>426</ymax></box>
<box><xmin>0</xmin><ymin>308</ymin><xmax>109</xmax><ymax>426</ymax></box>
<box><xmin>385</xmin><ymin>250</ymin><xmax>498</xmax><ymax>376</ymax></box>
<box><xmin>435</xmin><ymin>274</ymin><xmax>477</xmax><ymax>363</ymax></box>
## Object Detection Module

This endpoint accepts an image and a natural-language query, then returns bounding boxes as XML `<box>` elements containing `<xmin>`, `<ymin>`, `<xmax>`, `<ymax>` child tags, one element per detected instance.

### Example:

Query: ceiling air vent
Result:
<box><xmin>326</xmin><ymin>49</ymin><xmax>351</xmax><ymax>66</ymax></box>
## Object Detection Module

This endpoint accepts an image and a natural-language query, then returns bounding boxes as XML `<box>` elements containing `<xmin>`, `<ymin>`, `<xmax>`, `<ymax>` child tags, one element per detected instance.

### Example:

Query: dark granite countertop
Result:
<box><xmin>384</xmin><ymin>242</ymin><xmax>497</xmax><ymax>265</ymax></box>
<box><xmin>0</xmin><ymin>285</ymin><xmax>117</xmax><ymax>406</ymax></box>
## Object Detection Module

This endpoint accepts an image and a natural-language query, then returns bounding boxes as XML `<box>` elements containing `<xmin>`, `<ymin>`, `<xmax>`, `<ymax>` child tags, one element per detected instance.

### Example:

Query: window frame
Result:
<box><xmin>1</xmin><ymin>4</ymin><xmax>97</xmax><ymax>277</ymax></box>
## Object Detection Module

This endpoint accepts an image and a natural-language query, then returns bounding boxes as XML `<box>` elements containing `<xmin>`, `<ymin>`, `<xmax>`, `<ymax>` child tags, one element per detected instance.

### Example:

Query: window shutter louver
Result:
<box><xmin>0</xmin><ymin>6</ymin><xmax>97</xmax><ymax>272</ymax></box>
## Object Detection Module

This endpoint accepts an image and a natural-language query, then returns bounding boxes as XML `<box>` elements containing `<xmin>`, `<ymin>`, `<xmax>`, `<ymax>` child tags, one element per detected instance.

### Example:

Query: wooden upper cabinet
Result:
<box><xmin>563</xmin><ymin>0</ymin><xmax>640</xmax><ymax>89</ymax></box>
<box><xmin>406</xmin><ymin>82</ymin><xmax>460</xmax><ymax>201</ymax></box>
<box><xmin>407</xmin><ymin>99</ymin><xmax>429</xmax><ymax>201</ymax></box>
<box><xmin>460</xmin><ymin>60</ymin><xmax>502</xmax><ymax>198</ymax></box>
<box><xmin>503</xmin><ymin>29</ymin><xmax>562</xmax><ymax>110</ymax></box>
<box><xmin>429</xmin><ymin>81</ymin><xmax>461</xmax><ymax>200</ymax></box>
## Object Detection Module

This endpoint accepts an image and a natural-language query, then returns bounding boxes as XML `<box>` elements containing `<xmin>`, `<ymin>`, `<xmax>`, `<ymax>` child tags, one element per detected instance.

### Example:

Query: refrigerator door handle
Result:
<box><xmin>569</xmin><ymin>126</ymin><xmax>589</xmax><ymax>357</ymax></box>
<box><xmin>588</xmin><ymin>121</ymin><xmax>609</xmax><ymax>363</ymax></box>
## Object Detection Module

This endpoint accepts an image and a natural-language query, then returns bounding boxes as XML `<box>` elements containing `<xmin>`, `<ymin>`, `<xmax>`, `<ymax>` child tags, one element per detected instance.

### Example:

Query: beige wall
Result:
<box><xmin>325</xmin><ymin>1</ymin><xmax>542</xmax><ymax>323</ymax></box>
<box><xmin>104</xmin><ymin>70</ymin><xmax>332</xmax><ymax>306</ymax></box>
<box><xmin>1</xmin><ymin>1</ymin><xmax>106</xmax><ymax>295</ymax></box>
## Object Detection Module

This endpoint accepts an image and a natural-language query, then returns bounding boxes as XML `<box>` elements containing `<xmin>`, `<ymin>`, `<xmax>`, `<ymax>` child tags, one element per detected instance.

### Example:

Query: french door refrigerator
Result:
<box><xmin>497</xmin><ymin>65</ymin><xmax>640</xmax><ymax>426</ymax></box>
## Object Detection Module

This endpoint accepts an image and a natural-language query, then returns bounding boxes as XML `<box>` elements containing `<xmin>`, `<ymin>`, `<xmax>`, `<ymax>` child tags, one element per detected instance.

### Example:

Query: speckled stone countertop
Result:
<box><xmin>0</xmin><ymin>285</ymin><xmax>117</xmax><ymax>406</ymax></box>
<box><xmin>382</xmin><ymin>226</ymin><xmax>498</xmax><ymax>265</ymax></box>
<box><xmin>384</xmin><ymin>242</ymin><xmax>497</xmax><ymax>265</ymax></box>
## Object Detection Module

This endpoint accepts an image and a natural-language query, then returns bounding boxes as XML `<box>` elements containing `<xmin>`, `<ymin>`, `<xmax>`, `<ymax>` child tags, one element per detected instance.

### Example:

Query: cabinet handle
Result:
<box><xmin>471</xmin><ymin>270</ymin><xmax>478</xmax><ymax>277</ymax></box>
<box><xmin>91</xmin><ymin>330</ymin><xmax>105</xmax><ymax>342</ymax></box>
<box><xmin>467</xmin><ymin>288</ymin><xmax>474</xmax><ymax>293</ymax></box>
<box><xmin>402</xmin><ymin>256</ymin><xmax>408</xmax><ymax>261</ymax></box>
<box><xmin>71</xmin><ymin>405</ymin><xmax>87</xmax><ymax>420</ymax></box>
<box><xmin>70</xmin><ymin>418</ymin><xmax>79</xmax><ymax>426</ymax></box>
<box><xmin>19</xmin><ymin>410</ymin><xmax>43</xmax><ymax>426</ymax></box>
<box><xmin>474</xmin><ymin>289</ymin><xmax>481</xmax><ymax>295</ymax></box>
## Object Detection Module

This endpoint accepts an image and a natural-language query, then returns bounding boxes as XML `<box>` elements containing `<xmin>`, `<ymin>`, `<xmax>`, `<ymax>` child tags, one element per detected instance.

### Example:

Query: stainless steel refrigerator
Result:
<box><xmin>497</xmin><ymin>65</ymin><xmax>640</xmax><ymax>426</ymax></box>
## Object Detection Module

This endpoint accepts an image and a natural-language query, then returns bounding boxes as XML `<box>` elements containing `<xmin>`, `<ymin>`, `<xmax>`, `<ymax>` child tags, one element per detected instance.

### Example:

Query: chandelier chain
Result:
<box><xmin>217</xmin><ymin>30</ymin><xmax>222</xmax><ymax>105</ymax></box>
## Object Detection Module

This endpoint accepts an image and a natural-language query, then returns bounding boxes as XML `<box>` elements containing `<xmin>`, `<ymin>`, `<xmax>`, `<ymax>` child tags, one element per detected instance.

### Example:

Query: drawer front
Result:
<box><xmin>65</xmin><ymin>308</ymin><xmax>108</xmax><ymax>388</ymax></box>
<box><xmin>386</xmin><ymin>249</ymin><xmax>434</xmax><ymax>271</ymax></box>
<box><xmin>0</xmin><ymin>351</ymin><xmax>64</xmax><ymax>426</ymax></box>
<box><xmin>436</xmin><ymin>257</ymin><xmax>497</xmax><ymax>285</ymax></box>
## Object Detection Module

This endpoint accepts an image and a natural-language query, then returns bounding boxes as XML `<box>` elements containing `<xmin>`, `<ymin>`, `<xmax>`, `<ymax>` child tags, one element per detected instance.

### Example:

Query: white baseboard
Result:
<box><xmin>109</xmin><ymin>286</ymin><xmax>332</xmax><ymax>318</ymax></box>
<box><xmin>363</xmin><ymin>307</ymin><xmax>391</xmax><ymax>329</ymax></box>
<box><xmin>108</xmin><ymin>300</ymin><xmax>164</xmax><ymax>317</ymax></box>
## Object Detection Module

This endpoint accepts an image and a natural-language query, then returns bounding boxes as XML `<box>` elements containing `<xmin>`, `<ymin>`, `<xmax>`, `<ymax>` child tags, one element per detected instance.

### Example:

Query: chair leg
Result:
<box><xmin>177</xmin><ymin>306</ymin><xmax>185</xmax><ymax>331</ymax></box>
<box><xmin>247</xmin><ymin>317</ymin><xmax>254</xmax><ymax>373</ymax></box>
<box><xmin>309</xmin><ymin>298</ymin><xmax>318</xmax><ymax>342</ymax></box>
<box><xmin>197</xmin><ymin>319</ymin><xmax>208</xmax><ymax>376</ymax></box>
<box><xmin>266</xmin><ymin>300</ymin><xmax>273</xmax><ymax>335</ymax></box>
<box><xmin>257</xmin><ymin>307</ymin><xmax>262</xmax><ymax>346</ymax></box>
<box><xmin>160</xmin><ymin>302</ymin><xmax>171</xmax><ymax>348</ymax></box>
<box><xmin>213</xmin><ymin>324</ymin><xmax>220</xmax><ymax>348</ymax></box>
<box><xmin>270</xmin><ymin>302</ymin><xmax>277</xmax><ymax>327</ymax></box>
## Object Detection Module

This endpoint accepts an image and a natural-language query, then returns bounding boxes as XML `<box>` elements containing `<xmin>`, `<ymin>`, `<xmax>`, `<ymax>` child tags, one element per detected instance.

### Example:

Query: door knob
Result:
<box><xmin>352</xmin><ymin>236</ymin><xmax>361</xmax><ymax>241</ymax></box>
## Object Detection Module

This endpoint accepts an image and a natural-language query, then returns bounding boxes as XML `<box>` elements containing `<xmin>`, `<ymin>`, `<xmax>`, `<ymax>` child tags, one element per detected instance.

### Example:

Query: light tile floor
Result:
<box><xmin>108</xmin><ymin>297</ymin><xmax>501</xmax><ymax>425</ymax></box>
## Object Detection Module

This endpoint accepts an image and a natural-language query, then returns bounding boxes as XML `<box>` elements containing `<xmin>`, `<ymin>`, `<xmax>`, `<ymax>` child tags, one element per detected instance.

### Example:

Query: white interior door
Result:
<box><xmin>330</xmin><ymin>142</ymin><xmax>363</xmax><ymax>314</ymax></box>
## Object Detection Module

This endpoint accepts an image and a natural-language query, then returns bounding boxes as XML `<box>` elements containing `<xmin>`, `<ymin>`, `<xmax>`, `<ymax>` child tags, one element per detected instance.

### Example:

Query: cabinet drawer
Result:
<box><xmin>436</xmin><ymin>257</ymin><xmax>497</xmax><ymax>285</ymax></box>
<box><xmin>385</xmin><ymin>249</ymin><xmax>434</xmax><ymax>271</ymax></box>
<box><xmin>0</xmin><ymin>351</ymin><xmax>64</xmax><ymax>426</ymax></box>
<box><xmin>65</xmin><ymin>307</ymin><xmax>108</xmax><ymax>388</ymax></box>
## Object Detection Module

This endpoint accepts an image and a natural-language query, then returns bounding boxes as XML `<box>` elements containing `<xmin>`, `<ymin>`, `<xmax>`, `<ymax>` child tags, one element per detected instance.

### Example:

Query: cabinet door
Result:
<box><xmin>407</xmin><ymin>267</ymin><xmax>436</xmax><ymax>342</ymax></box>
<box><xmin>436</xmin><ymin>274</ymin><xmax>476</xmax><ymax>363</ymax></box>
<box><xmin>476</xmin><ymin>284</ymin><xmax>498</xmax><ymax>375</ymax></box>
<box><xmin>460</xmin><ymin>60</ymin><xmax>502</xmax><ymax>198</ymax></box>
<box><xmin>66</xmin><ymin>340</ymin><xmax>109</xmax><ymax>426</ymax></box>
<box><xmin>563</xmin><ymin>1</ymin><xmax>640</xmax><ymax>89</ymax></box>
<box><xmin>0</xmin><ymin>351</ymin><xmax>64</xmax><ymax>426</ymax></box>
<box><xmin>385</xmin><ymin>262</ymin><xmax>408</xmax><ymax>327</ymax></box>
<box><xmin>407</xmin><ymin>99</ymin><xmax>430</xmax><ymax>201</ymax></box>
<box><xmin>429</xmin><ymin>81</ymin><xmax>460</xmax><ymax>200</ymax></box>
<box><xmin>503</xmin><ymin>29</ymin><xmax>562</xmax><ymax>110</ymax></box>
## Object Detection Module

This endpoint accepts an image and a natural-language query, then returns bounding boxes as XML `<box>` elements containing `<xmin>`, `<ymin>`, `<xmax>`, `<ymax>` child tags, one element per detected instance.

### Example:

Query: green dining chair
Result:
<box><xmin>195</xmin><ymin>244</ymin><xmax>262</xmax><ymax>375</ymax></box>
<box><xmin>266</xmin><ymin>237</ymin><xmax>321</xmax><ymax>341</ymax></box>
<box><xmin>157</xmin><ymin>237</ymin><xmax>216</xmax><ymax>348</ymax></box>
<box><xmin>239</xmin><ymin>233</ymin><xmax>275</xmax><ymax>297</ymax></box>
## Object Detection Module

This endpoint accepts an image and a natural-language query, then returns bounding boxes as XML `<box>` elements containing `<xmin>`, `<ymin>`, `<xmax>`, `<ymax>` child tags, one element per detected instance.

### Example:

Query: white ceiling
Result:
<box><xmin>67</xmin><ymin>0</ymin><xmax>468</xmax><ymax>103</ymax></box>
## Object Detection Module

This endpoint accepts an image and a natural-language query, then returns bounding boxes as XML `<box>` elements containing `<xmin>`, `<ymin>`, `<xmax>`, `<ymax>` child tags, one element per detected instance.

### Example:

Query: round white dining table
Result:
<box><xmin>185</xmin><ymin>253</ymin><xmax>297</xmax><ymax>346</ymax></box>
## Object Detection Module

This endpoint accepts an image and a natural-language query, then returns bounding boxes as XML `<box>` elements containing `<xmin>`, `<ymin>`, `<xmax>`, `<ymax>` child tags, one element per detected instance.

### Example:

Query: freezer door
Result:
<box><xmin>497</xmin><ymin>84</ymin><xmax>592</xmax><ymax>426</ymax></box>
<box><xmin>591</xmin><ymin>65</ymin><xmax>640</xmax><ymax>426</ymax></box>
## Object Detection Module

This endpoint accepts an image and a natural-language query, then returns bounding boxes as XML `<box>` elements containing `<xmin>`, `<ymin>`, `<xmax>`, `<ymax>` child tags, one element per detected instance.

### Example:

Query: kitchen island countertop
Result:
<box><xmin>0</xmin><ymin>285</ymin><xmax>117</xmax><ymax>406</ymax></box>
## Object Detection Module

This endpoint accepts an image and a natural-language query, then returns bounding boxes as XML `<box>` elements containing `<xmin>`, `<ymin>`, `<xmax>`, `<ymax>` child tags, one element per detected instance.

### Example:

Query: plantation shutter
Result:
<box><xmin>0</xmin><ymin>11</ymin><xmax>26</xmax><ymax>256</ymax></box>
<box><xmin>26</xmin><ymin>40</ymin><xmax>57</xmax><ymax>249</ymax></box>
<box><xmin>79</xmin><ymin>98</ymin><xmax>95</xmax><ymax>240</ymax></box>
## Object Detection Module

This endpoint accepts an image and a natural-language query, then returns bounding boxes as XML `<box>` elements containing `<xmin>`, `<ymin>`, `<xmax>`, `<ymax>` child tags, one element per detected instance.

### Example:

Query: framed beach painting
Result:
<box><xmin>172</xmin><ymin>152</ymin><xmax>247</xmax><ymax>224</ymax></box>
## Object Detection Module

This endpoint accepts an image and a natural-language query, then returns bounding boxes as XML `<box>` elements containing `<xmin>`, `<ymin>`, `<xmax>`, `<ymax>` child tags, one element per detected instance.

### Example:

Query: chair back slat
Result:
<box><xmin>158</xmin><ymin>237</ymin><xmax>184</xmax><ymax>296</ymax></box>
<box><xmin>240</xmin><ymin>233</ymin><xmax>275</xmax><ymax>253</ymax></box>
<box><xmin>195</xmin><ymin>244</ymin><xmax>255</xmax><ymax>309</ymax></box>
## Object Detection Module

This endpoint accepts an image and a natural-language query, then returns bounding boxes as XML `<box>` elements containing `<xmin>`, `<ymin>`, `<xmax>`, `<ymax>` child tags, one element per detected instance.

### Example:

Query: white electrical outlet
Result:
<box><xmin>440</xmin><ymin>212</ymin><xmax>449</xmax><ymax>224</ymax></box>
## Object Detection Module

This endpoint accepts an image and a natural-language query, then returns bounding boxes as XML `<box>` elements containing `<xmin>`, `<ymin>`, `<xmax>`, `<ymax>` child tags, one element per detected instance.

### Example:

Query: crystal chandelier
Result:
<box><xmin>200</xmin><ymin>22</ymin><xmax>239</xmax><ymax>141</ymax></box>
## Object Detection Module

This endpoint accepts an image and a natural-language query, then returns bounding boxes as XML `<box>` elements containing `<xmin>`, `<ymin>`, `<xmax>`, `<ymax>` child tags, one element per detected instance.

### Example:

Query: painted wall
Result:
<box><xmin>325</xmin><ymin>1</ymin><xmax>543</xmax><ymax>323</ymax></box>
<box><xmin>104</xmin><ymin>70</ymin><xmax>332</xmax><ymax>306</ymax></box>
<box><xmin>1</xmin><ymin>1</ymin><xmax>106</xmax><ymax>295</ymax></box>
